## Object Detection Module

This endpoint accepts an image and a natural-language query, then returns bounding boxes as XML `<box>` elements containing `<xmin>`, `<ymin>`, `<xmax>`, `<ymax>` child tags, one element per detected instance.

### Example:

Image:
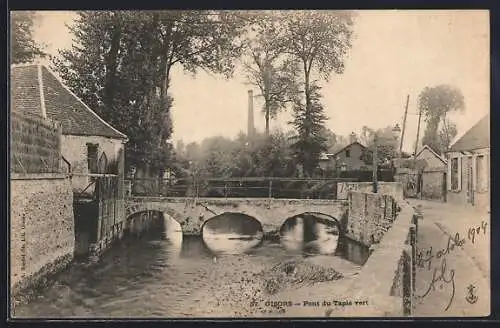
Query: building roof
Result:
<box><xmin>448</xmin><ymin>113</ymin><xmax>489</xmax><ymax>152</ymax></box>
<box><xmin>11</xmin><ymin>63</ymin><xmax>127</xmax><ymax>140</ymax></box>
<box><xmin>415</xmin><ymin>145</ymin><xmax>447</xmax><ymax>165</ymax></box>
<box><xmin>331</xmin><ymin>141</ymin><xmax>370</xmax><ymax>158</ymax></box>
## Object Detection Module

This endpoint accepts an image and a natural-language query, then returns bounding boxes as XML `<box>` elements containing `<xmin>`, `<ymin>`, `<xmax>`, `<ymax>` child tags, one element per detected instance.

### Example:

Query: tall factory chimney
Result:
<box><xmin>247</xmin><ymin>90</ymin><xmax>255</xmax><ymax>139</ymax></box>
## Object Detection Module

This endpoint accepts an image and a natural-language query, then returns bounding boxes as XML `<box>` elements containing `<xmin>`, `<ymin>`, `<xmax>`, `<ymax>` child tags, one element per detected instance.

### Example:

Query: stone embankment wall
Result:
<box><xmin>337</xmin><ymin>182</ymin><xmax>404</xmax><ymax>202</ymax></box>
<box><xmin>344</xmin><ymin>192</ymin><xmax>397</xmax><ymax>247</ymax></box>
<box><xmin>335</xmin><ymin>202</ymin><xmax>419</xmax><ymax>317</ymax></box>
<box><xmin>329</xmin><ymin>190</ymin><xmax>420</xmax><ymax>317</ymax></box>
<box><xmin>10</xmin><ymin>174</ymin><xmax>74</xmax><ymax>305</ymax></box>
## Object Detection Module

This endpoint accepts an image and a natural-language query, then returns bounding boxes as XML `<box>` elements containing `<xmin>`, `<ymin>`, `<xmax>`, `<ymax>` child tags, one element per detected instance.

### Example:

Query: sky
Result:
<box><xmin>31</xmin><ymin>10</ymin><xmax>490</xmax><ymax>153</ymax></box>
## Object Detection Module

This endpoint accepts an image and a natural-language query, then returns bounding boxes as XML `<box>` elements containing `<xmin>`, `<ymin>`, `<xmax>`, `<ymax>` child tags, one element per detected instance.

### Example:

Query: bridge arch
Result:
<box><xmin>200</xmin><ymin>212</ymin><xmax>264</xmax><ymax>234</ymax></box>
<box><xmin>125</xmin><ymin>202</ymin><xmax>185</xmax><ymax>230</ymax></box>
<box><xmin>279</xmin><ymin>211</ymin><xmax>340</xmax><ymax>228</ymax></box>
<box><xmin>279</xmin><ymin>212</ymin><xmax>341</xmax><ymax>255</ymax></box>
<box><xmin>201</xmin><ymin>212</ymin><xmax>264</xmax><ymax>254</ymax></box>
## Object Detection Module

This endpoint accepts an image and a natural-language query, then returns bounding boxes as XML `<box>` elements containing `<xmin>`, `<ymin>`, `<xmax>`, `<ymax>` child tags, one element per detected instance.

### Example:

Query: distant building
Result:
<box><xmin>445</xmin><ymin>114</ymin><xmax>489</xmax><ymax>212</ymax></box>
<box><xmin>319</xmin><ymin>133</ymin><xmax>374</xmax><ymax>174</ymax></box>
<box><xmin>415</xmin><ymin>145</ymin><xmax>447</xmax><ymax>171</ymax></box>
<box><xmin>415</xmin><ymin>145</ymin><xmax>448</xmax><ymax>201</ymax></box>
<box><xmin>11</xmin><ymin>63</ymin><xmax>128</xmax><ymax>193</ymax></box>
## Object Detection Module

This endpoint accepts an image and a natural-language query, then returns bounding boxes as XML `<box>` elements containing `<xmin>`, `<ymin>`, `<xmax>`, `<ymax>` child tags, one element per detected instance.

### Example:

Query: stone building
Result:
<box><xmin>446</xmin><ymin>113</ymin><xmax>490</xmax><ymax>213</ymax></box>
<box><xmin>12</xmin><ymin>63</ymin><xmax>129</xmax><ymax>261</ymax></box>
<box><xmin>415</xmin><ymin>145</ymin><xmax>447</xmax><ymax>171</ymax></box>
<box><xmin>325</xmin><ymin>133</ymin><xmax>373</xmax><ymax>172</ymax></box>
<box><xmin>11</xmin><ymin>63</ymin><xmax>128</xmax><ymax>193</ymax></box>
<box><xmin>415</xmin><ymin>145</ymin><xmax>447</xmax><ymax>201</ymax></box>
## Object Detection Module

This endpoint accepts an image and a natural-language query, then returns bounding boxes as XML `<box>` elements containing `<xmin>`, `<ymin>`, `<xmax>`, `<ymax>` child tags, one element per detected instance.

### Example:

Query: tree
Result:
<box><xmin>198</xmin><ymin>136</ymin><xmax>238</xmax><ymax>177</ymax></box>
<box><xmin>281</xmin><ymin>11</ymin><xmax>355</xmax><ymax>175</ymax></box>
<box><xmin>243</xmin><ymin>14</ymin><xmax>299</xmax><ymax>136</ymax></box>
<box><xmin>419</xmin><ymin>85</ymin><xmax>465</xmax><ymax>154</ymax></box>
<box><xmin>52</xmin><ymin>11</ymin><xmax>249</xmax><ymax>172</ymax></box>
<box><xmin>438</xmin><ymin>119</ymin><xmax>458</xmax><ymax>153</ymax></box>
<box><xmin>359</xmin><ymin>125</ymin><xmax>399</xmax><ymax>164</ymax></box>
<box><xmin>319</xmin><ymin>127</ymin><xmax>339</xmax><ymax>154</ymax></box>
<box><xmin>358</xmin><ymin>126</ymin><xmax>375</xmax><ymax>147</ymax></box>
<box><xmin>254</xmin><ymin>130</ymin><xmax>295</xmax><ymax>177</ymax></box>
<box><xmin>10</xmin><ymin>11</ymin><xmax>46</xmax><ymax>64</ymax></box>
<box><xmin>288</xmin><ymin>83</ymin><xmax>328</xmax><ymax>176</ymax></box>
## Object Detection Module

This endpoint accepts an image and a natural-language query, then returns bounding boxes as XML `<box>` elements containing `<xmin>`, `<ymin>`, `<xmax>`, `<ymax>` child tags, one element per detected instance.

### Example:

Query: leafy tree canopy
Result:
<box><xmin>10</xmin><ymin>11</ymin><xmax>46</xmax><ymax>64</ymax></box>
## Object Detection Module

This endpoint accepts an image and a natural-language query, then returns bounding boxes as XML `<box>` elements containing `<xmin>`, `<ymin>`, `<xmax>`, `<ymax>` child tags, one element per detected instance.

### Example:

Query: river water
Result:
<box><xmin>13</xmin><ymin>213</ymin><xmax>370</xmax><ymax>318</ymax></box>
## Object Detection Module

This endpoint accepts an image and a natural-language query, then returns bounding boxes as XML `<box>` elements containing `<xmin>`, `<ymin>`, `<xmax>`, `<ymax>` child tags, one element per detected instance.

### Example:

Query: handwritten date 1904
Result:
<box><xmin>417</xmin><ymin>220</ymin><xmax>487</xmax><ymax>271</ymax></box>
<box><xmin>467</xmin><ymin>221</ymin><xmax>487</xmax><ymax>244</ymax></box>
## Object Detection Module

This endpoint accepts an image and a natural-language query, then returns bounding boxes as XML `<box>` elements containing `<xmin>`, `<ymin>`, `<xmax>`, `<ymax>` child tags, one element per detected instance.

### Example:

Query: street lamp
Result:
<box><xmin>372</xmin><ymin>124</ymin><xmax>402</xmax><ymax>193</ymax></box>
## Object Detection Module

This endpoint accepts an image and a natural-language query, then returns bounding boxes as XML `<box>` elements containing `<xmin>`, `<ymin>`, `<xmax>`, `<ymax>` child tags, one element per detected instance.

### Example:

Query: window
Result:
<box><xmin>87</xmin><ymin>143</ymin><xmax>99</xmax><ymax>174</ymax></box>
<box><xmin>476</xmin><ymin>155</ymin><xmax>488</xmax><ymax>192</ymax></box>
<box><xmin>451</xmin><ymin>157</ymin><xmax>459</xmax><ymax>190</ymax></box>
<box><xmin>345</xmin><ymin>149</ymin><xmax>350</xmax><ymax>158</ymax></box>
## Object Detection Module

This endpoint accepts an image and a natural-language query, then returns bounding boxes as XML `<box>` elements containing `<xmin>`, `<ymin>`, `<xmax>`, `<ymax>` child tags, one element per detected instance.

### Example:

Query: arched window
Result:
<box><xmin>98</xmin><ymin>152</ymin><xmax>108</xmax><ymax>174</ymax></box>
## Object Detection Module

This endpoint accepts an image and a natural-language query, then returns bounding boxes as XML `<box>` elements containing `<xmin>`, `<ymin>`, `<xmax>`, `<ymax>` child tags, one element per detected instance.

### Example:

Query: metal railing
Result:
<box><xmin>124</xmin><ymin>176</ymin><xmax>363</xmax><ymax>200</ymax></box>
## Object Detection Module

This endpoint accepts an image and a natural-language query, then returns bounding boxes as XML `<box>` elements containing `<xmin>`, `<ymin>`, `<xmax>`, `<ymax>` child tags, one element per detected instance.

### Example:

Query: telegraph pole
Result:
<box><xmin>399</xmin><ymin>94</ymin><xmax>410</xmax><ymax>158</ymax></box>
<box><xmin>372</xmin><ymin>133</ymin><xmax>378</xmax><ymax>193</ymax></box>
<box><xmin>414</xmin><ymin>105</ymin><xmax>423</xmax><ymax>157</ymax></box>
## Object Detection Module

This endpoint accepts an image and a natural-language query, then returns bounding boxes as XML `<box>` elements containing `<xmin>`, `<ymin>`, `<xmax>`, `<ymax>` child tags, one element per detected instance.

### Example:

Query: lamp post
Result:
<box><xmin>372</xmin><ymin>124</ymin><xmax>402</xmax><ymax>193</ymax></box>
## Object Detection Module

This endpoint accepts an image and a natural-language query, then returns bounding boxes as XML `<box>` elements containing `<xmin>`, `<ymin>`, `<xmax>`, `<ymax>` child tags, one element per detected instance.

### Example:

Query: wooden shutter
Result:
<box><xmin>486</xmin><ymin>152</ymin><xmax>490</xmax><ymax>192</ymax></box>
<box><xmin>472</xmin><ymin>155</ymin><xmax>477</xmax><ymax>191</ymax></box>
<box><xmin>457</xmin><ymin>156</ymin><xmax>462</xmax><ymax>191</ymax></box>
<box><xmin>447</xmin><ymin>158</ymin><xmax>452</xmax><ymax>191</ymax></box>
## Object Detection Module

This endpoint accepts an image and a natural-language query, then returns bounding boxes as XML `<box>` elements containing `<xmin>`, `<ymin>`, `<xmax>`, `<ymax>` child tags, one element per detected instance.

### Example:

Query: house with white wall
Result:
<box><xmin>414</xmin><ymin>145</ymin><xmax>447</xmax><ymax>201</ymax></box>
<box><xmin>11</xmin><ymin>63</ymin><xmax>128</xmax><ymax>193</ymax></box>
<box><xmin>446</xmin><ymin>113</ymin><xmax>490</xmax><ymax>213</ymax></box>
<box><xmin>415</xmin><ymin>145</ymin><xmax>447</xmax><ymax>171</ymax></box>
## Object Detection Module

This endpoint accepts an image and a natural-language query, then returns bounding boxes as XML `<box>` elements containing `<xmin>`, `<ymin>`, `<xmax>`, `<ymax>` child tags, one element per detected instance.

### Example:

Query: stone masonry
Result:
<box><xmin>345</xmin><ymin>192</ymin><xmax>397</xmax><ymax>247</ymax></box>
<box><xmin>125</xmin><ymin>197</ymin><xmax>349</xmax><ymax>235</ymax></box>
<box><xmin>10</xmin><ymin>174</ymin><xmax>75</xmax><ymax>300</ymax></box>
<box><xmin>337</xmin><ymin>182</ymin><xmax>403</xmax><ymax>202</ymax></box>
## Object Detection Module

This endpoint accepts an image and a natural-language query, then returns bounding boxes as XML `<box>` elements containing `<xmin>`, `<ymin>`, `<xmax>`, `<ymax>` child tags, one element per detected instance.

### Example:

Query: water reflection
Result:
<box><xmin>202</xmin><ymin>212</ymin><xmax>264</xmax><ymax>254</ymax></box>
<box><xmin>160</xmin><ymin>215</ymin><xmax>183</xmax><ymax>260</ymax></box>
<box><xmin>13</xmin><ymin>211</ymin><xmax>371</xmax><ymax>318</ymax></box>
<box><xmin>280</xmin><ymin>214</ymin><xmax>340</xmax><ymax>255</ymax></box>
<box><xmin>335</xmin><ymin>237</ymin><xmax>371</xmax><ymax>266</ymax></box>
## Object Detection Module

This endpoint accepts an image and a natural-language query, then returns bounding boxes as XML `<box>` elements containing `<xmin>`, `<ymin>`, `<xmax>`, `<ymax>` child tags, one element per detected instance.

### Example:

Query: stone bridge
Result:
<box><xmin>124</xmin><ymin>197</ymin><xmax>349</xmax><ymax>234</ymax></box>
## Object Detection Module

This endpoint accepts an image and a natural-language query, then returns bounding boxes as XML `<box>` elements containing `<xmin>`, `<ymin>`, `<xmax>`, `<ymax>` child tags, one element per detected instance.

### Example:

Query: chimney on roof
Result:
<box><xmin>349</xmin><ymin>132</ymin><xmax>357</xmax><ymax>144</ymax></box>
<box><xmin>247</xmin><ymin>90</ymin><xmax>255</xmax><ymax>139</ymax></box>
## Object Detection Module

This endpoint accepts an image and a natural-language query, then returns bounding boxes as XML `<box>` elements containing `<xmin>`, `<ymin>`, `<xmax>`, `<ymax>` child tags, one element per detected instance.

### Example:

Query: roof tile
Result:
<box><xmin>449</xmin><ymin>114</ymin><xmax>489</xmax><ymax>151</ymax></box>
<box><xmin>10</xmin><ymin>66</ymin><xmax>42</xmax><ymax>117</ymax></box>
<box><xmin>11</xmin><ymin>64</ymin><xmax>127</xmax><ymax>140</ymax></box>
